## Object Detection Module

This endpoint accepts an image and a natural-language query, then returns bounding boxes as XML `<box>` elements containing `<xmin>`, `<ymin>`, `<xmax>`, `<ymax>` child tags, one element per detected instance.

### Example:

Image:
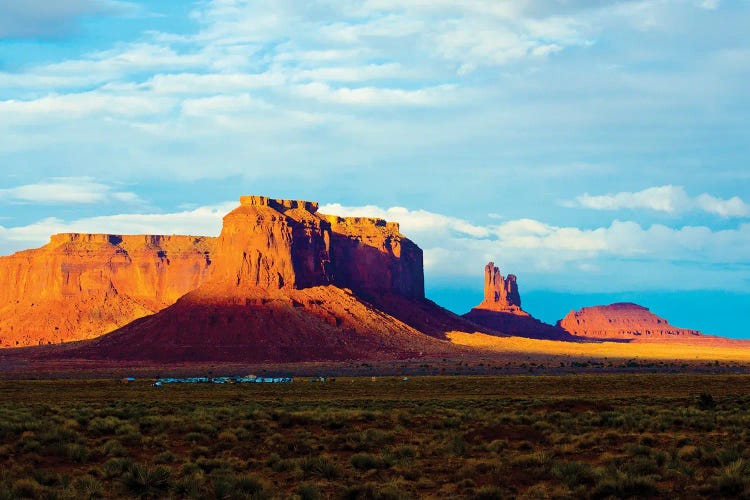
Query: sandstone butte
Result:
<box><xmin>558</xmin><ymin>303</ymin><xmax>703</xmax><ymax>340</ymax></box>
<box><xmin>1</xmin><ymin>196</ymin><xmax>483</xmax><ymax>362</ymax></box>
<box><xmin>461</xmin><ymin>262</ymin><xmax>573</xmax><ymax>340</ymax></box>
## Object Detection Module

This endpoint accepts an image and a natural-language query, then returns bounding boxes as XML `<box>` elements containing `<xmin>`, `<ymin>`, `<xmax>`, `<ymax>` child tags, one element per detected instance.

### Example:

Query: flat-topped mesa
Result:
<box><xmin>558</xmin><ymin>302</ymin><xmax>702</xmax><ymax>339</ymax></box>
<box><xmin>476</xmin><ymin>262</ymin><xmax>523</xmax><ymax>313</ymax></box>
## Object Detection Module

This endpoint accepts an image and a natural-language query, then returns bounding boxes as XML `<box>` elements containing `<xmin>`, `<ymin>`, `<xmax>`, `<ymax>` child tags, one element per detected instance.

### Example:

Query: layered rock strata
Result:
<box><xmin>0</xmin><ymin>234</ymin><xmax>214</xmax><ymax>347</ymax></box>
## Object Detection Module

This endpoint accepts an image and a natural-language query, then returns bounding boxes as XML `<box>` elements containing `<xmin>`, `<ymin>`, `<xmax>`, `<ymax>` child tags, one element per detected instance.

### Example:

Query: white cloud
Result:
<box><xmin>293</xmin><ymin>82</ymin><xmax>456</xmax><ymax>106</ymax></box>
<box><xmin>0</xmin><ymin>177</ymin><xmax>143</xmax><ymax>205</ymax></box>
<box><xmin>0</xmin><ymin>91</ymin><xmax>173</xmax><ymax>120</ymax></box>
<box><xmin>699</xmin><ymin>0</ymin><xmax>720</xmax><ymax>10</ymax></box>
<box><xmin>695</xmin><ymin>194</ymin><xmax>749</xmax><ymax>217</ymax></box>
<box><xmin>574</xmin><ymin>185</ymin><xmax>749</xmax><ymax>218</ymax></box>
<box><xmin>320</xmin><ymin>203</ymin><xmax>490</xmax><ymax>238</ymax></box>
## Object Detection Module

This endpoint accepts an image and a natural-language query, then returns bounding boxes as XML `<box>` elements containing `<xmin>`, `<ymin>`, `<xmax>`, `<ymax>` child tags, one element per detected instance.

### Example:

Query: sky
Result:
<box><xmin>0</xmin><ymin>0</ymin><xmax>748</xmax><ymax>337</ymax></box>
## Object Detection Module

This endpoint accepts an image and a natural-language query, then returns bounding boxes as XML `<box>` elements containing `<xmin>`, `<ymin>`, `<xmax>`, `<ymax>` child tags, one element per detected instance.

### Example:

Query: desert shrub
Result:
<box><xmin>351</xmin><ymin>453</ymin><xmax>387</xmax><ymax>471</ymax></box>
<box><xmin>232</xmin><ymin>473</ymin><xmax>270</xmax><ymax>496</ymax></box>
<box><xmin>591</xmin><ymin>472</ymin><xmax>658</xmax><ymax>499</ymax></box>
<box><xmin>639</xmin><ymin>434</ymin><xmax>657</xmax><ymax>447</ymax></box>
<box><xmin>190</xmin><ymin>445</ymin><xmax>211</xmax><ymax>460</ymax></box>
<box><xmin>698</xmin><ymin>393</ymin><xmax>716</xmax><ymax>410</ymax></box>
<box><xmin>342</xmin><ymin>481</ymin><xmax>408</xmax><ymax>500</ymax></box>
<box><xmin>139</xmin><ymin>415</ymin><xmax>177</xmax><ymax>435</ymax></box>
<box><xmin>10</xmin><ymin>478</ymin><xmax>43</xmax><ymax>499</ymax></box>
<box><xmin>16</xmin><ymin>435</ymin><xmax>40</xmax><ymax>454</ymax></box>
<box><xmin>393</xmin><ymin>446</ymin><xmax>417</xmax><ymax>461</ymax></box>
<box><xmin>116</xmin><ymin>426</ymin><xmax>143</xmax><ymax>446</ymax></box>
<box><xmin>73</xmin><ymin>475</ymin><xmax>104</xmax><ymax>499</ymax></box>
<box><xmin>297</xmin><ymin>483</ymin><xmax>322</xmax><ymax>500</ymax></box>
<box><xmin>101</xmin><ymin>457</ymin><xmax>134</xmax><ymax>479</ymax></box>
<box><xmin>677</xmin><ymin>444</ymin><xmax>701</xmax><ymax>460</ymax></box>
<box><xmin>217</xmin><ymin>430</ymin><xmax>238</xmax><ymax>444</ymax></box>
<box><xmin>711</xmin><ymin>459</ymin><xmax>749</xmax><ymax>497</ymax></box>
<box><xmin>101</xmin><ymin>439</ymin><xmax>128</xmax><ymax>457</ymax></box>
<box><xmin>88</xmin><ymin>416</ymin><xmax>124</xmax><ymax>436</ymax></box>
<box><xmin>624</xmin><ymin>456</ymin><xmax>660</xmax><ymax>476</ymax></box>
<box><xmin>195</xmin><ymin>457</ymin><xmax>233</xmax><ymax>474</ymax></box>
<box><xmin>510</xmin><ymin>451</ymin><xmax>551</xmax><ymax>469</ymax></box>
<box><xmin>38</xmin><ymin>425</ymin><xmax>79</xmax><ymax>446</ymax></box>
<box><xmin>552</xmin><ymin>460</ymin><xmax>597</xmax><ymax>489</ymax></box>
<box><xmin>172</xmin><ymin>473</ymin><xmax>204</xmax><ymax>498</ymax></box>
<box><xmin>716</xmin><ymin>446</ymin><xmax>744</xmax><ymax>466</ymax></box>
<box><xmin>122</xmin><ymin>463</ymin><xmax>171</xmax><ymax>496</ymax></box>
<box><xmin>447</xmin><ymin>435</ymin><xmax>468</xmax><ymax>456</ymax></box>
<box><xmin>299</xmin><ymin>455</ymin><xmax>340</xmax><ymax>479</ymax></box>
<box><xmin>362</xmin><ymin>429</ymin><xmax>394</xmax><ymax>449</ymax></box>
<box><xmin>65</xmin><ymin>442</ymin><xmax>91</xmax><ymax>463</ymax></box>
<box><xmin>30</xmin><ymin>469</ymin><xmax>61</xmax><ymax>488</ymax></box>
<box><xmin>472</xmin><ymin>485</ymin><xmax>505</xmax><ymax>500</ymax></box>
<box><xmin>154</xmin><ymin>451</ymin><xmax>176</xmax><ymax>464</ymax></box>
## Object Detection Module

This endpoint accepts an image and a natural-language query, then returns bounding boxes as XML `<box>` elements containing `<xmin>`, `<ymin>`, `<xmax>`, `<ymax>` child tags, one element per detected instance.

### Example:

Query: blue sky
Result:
<box><xmin>0</xmin><ymin>0</ymin><xmax>748</xmax><ymax>337</ymax></box>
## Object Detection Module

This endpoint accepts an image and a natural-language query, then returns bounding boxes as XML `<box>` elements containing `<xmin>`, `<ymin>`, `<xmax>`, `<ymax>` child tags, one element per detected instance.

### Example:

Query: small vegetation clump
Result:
<box><xmin>0</xmin><ymin>374</ymin><xmax>750</xmax><ymax>498</ymax></box>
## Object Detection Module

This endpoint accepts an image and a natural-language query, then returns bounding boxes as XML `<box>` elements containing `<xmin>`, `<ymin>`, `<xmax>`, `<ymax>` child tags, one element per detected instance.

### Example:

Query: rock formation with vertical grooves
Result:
<box><xmin>462</xmin><ymin>262</ymin><xmax>572</xmax><ymax>340</ymax></box>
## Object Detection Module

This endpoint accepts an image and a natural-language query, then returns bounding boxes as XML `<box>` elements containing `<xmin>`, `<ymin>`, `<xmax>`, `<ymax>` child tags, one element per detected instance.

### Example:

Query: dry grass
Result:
<box><xmin>1</xmin><ymin>375</ymin><xmax>750</xmax><ymax>498</ymax></box>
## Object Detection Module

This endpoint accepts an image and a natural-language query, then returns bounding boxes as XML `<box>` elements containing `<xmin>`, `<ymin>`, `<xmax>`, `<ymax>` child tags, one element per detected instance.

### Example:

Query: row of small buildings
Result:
<box><xmin>153</xmin><ymin>376</ymin><xmax>293</xmax><ymax>386</ymax></box>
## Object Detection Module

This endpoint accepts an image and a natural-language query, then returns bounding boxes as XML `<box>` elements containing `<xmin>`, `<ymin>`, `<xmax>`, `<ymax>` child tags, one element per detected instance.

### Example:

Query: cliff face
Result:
<box><xmin>324</xmin><ymin>215</ymin><xmax>424</xmax><ymax>300</ymax></box>
<box><xmin>0</xmin><ymin>234</ymin><xmax>215</xmax><ymax>347</ymax></box>
<box><xmin>0</xmin><ymin>196</ymin><xmax>430</xmax><ymax>351</ymax></box>
<box><xmin>558</xmin><ymin>303</ymin><xmax>702</xmax><ymax>339</ymax></box>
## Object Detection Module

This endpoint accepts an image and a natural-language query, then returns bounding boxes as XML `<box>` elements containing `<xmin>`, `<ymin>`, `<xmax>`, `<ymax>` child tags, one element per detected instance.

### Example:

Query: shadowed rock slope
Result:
<box><xmin>53</xmin><ymin>196</ymin><xmax>483</xmax><ymax>362</ymax></box>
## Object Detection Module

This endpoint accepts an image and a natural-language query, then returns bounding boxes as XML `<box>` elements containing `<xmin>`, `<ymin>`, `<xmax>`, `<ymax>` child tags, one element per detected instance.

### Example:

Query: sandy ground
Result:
<box><xmin>447</xmin><ymin>331</ymin><xmax>750</xmax><ymax>361</ymax></box>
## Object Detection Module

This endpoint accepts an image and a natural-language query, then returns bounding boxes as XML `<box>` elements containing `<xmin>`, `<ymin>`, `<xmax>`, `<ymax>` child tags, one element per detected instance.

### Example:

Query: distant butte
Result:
<box><xmin>558</xmin><ymin>303</ymin><xmax>702</xmax><ymax>340</ymax></box>
<box><xmin>462</xmin><ymin>262</ymin><xmax>572</xmax><ymax>340</ymax></box>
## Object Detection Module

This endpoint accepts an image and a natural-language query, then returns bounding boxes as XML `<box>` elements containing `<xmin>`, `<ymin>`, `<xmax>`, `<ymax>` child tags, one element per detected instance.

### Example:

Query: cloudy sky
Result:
<box><xmin>1</xmin><ymin>0</ymin><xmax>748</xmax><ymax>337</ymax></box>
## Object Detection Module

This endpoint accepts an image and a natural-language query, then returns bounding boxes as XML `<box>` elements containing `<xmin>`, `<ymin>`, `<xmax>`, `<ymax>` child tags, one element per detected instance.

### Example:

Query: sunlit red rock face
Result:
<box><xmin>0</xmin><ymin>234</ymin><xmax>214</xmax><ymax>347</ymax></box>
<box><xmin>558</xmin><ymin>303</ymin><xmax>702</xmax><ymax>340</ymax></box>
<box><xmin>462</xmin><ymin>262</ymin><xmax>570</xmax><ymax>340</ymax></box>
<box><xmin>51</xmin><ymin>196</ymin><xmax>479</xmax><ymax>362</ymax></box>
